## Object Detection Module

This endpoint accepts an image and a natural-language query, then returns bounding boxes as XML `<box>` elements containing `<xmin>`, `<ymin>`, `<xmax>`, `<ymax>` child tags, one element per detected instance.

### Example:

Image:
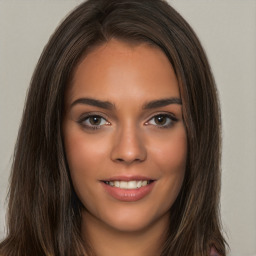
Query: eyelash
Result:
<box><xmin>77</xmin><ymin>114</ymin><xmax>110</xmax><ymax>130</ymax></box>
<box><xmin>77</xmin><ymin>113</ymin><xmax>178</xmax><ymax>130</ymax></box>
<box><xmin>145</xmin><ymin>114</ymin><xmax>178</xmax><ymax>128</ymax></box>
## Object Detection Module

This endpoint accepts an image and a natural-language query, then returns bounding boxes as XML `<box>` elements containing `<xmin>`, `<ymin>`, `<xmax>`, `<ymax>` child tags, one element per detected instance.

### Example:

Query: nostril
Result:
<box><xmin>110</xmin><ymin>135</ymin><xmax>147</xmax><ymax>164</ymax></box>
<box><xmin>115</xmin><ymin>157</ymin><xmax>144</xmax><ymax>164</ymax></box>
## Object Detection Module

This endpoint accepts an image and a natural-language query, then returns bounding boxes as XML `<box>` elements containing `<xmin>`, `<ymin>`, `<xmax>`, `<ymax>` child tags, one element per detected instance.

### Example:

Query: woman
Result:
<box><xmin>0</xmin><ymin>0</ymin><xmax>227</xmax><ymax>255</ymax></box>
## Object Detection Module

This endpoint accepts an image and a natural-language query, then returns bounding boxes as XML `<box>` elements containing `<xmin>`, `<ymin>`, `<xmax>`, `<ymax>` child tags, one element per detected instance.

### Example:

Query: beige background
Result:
<box><xmin>0</xmin><ymin>1</ymin><xmax>255</xmax><ymax>255</ymax></box>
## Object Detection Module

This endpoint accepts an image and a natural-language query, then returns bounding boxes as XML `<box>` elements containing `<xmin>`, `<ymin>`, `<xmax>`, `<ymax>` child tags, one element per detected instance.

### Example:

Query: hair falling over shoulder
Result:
<box><xmin>0</xmin><ymin>0</ymin><xmax>227</xmax><ymax>255</ymax></box>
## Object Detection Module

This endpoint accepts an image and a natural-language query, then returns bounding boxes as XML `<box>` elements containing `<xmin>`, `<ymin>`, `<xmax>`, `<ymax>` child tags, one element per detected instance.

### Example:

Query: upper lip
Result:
<box><xmin>101</xmin><ymin>175</ymin><xmax>156</xmax><ymax>182</ymax></box>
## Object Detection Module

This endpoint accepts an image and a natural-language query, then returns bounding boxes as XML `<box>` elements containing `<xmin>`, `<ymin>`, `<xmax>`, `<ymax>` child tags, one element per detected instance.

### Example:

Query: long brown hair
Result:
<box><xmin>0</xmin><ymin>0</ymin><xmax>227</xmax><ymax>255</ymax></box>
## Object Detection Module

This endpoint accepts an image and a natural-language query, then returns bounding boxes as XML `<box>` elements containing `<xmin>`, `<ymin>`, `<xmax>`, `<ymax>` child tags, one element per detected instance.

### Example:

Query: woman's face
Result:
<box><xmin>63</xmin><ymin>39</ymin><xmax>187</xmax><ymax>233</ymax></box>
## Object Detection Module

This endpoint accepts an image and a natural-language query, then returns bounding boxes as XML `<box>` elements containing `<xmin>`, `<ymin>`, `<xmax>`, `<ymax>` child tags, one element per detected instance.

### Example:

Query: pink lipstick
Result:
<box><xmin>101</xmin><ymin>176</ymin><xmax>156</xmax><ymax>202</ymax></box>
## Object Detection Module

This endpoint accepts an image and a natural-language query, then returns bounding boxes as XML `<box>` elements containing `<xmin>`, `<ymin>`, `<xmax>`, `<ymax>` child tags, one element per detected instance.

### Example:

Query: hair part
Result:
<box><xmin>1</xmin><ymin>0</ymin><xmax>227</xmax><ymax>255</ymax></box>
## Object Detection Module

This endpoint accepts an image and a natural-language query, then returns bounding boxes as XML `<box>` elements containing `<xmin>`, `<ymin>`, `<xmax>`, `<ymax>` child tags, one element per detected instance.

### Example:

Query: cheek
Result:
<box><xmin>150</xmin><ymin>128</ymin><xmax>187</xmax><ymax>174</ymax></box>
<box><xmin>151</xmin><ymin>128</ymin><xmax>187</xmax><ymax>201</ymax></box>
<box><xmin>63</xmin><ymin>129</ymin><xmax>111</xmax><ymax>208</ymax></box>
<box><xmin>63</xmin><ymin>125</ymin><xmax>111</xmax><ymax>192</ymax></box>
<box><xmin>64</xmin><ymin>127</ymin><xmax>106</xmax><ymax>170</ymax></box>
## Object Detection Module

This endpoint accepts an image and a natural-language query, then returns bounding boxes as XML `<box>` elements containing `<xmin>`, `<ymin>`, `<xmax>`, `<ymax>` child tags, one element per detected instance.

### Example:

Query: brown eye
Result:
<box><xmin>88</xmin><ymin>116</ymin><xmax>102</xmax><ymax>126</ymax></box>
<box><xmin>146</xmin><ymin>114</ymin><xmax>177</xmax><ymax>128</ymax></box>
<box><xmin>154</xmin><ymin>115</ymin><xmax>167</xmax><ymax>125</ymax></box>
<box><xmin>79</xmin><ymin>115</ymin><xmax>110</xmax><ymax>129</ymax></box>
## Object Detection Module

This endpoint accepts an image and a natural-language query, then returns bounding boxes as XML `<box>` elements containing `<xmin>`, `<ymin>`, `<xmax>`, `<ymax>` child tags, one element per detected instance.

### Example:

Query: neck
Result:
<box><xmin>81</xmin><ymin>210</ymin><xmax>169</xmax><ymax>256</ymax></box>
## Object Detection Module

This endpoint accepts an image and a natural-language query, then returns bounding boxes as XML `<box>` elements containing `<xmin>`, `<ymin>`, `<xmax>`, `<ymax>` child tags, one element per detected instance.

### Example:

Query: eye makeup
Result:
<box><xmin>76</xmin><ymin>111</ymin><xmax>178</xmax><ymax>131</ymax></box>
<box><xmin>145</xmin><ymin>113</ymin><xmax>178</xmax><ymax>129</ymax></box>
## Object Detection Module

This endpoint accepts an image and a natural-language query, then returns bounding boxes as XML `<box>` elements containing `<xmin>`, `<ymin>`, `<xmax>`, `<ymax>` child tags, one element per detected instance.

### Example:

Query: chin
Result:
<box><xmin>106</xmin><ymin>217</ymin><xmax>151</xmax><ymax>233</ymax></box>
<box><xmin>93</xmin><ymin>203</ymin><xmax>169</xmax><ymax>233</ymax></box>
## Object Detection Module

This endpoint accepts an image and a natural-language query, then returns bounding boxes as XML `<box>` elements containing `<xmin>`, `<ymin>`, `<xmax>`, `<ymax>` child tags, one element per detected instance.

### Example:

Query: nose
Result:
<box><xmin>110</xmin><ymin>124</ymin><xmax>147</xmax><ymax>165</ymax></box>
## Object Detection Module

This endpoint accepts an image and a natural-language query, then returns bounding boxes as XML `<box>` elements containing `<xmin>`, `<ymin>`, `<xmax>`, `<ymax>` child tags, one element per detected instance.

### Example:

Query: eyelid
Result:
<box><xmin>76</xmin><ymin>111</ymin><xmax>178</xmax><ymax>130</ymax></box>
<box><xmin>77</xmin><ymin>112</ymin><xmax>111</xmax><ymax>129</ymax></box>
<box><xmin>144</xmin><ymin>112</ymin><xmax>178</xmax><ymax>128</ymax></box>
<box><xmin>77</xmin><ymin>110</ymin><xmax>109</xmax><ymax>121</ymax></box>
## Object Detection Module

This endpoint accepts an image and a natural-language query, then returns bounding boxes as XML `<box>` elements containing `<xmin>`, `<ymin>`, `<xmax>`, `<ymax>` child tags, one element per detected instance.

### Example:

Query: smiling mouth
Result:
<box><xmin>102</xmin><ymin>180</ymin><xmax>154</xmax><ymax>189</ymax></box>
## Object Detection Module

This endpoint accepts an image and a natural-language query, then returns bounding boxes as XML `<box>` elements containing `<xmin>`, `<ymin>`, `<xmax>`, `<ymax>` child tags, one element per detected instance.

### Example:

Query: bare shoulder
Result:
<box><xmin>210</xmin><ymin>247</ymin><xmax>221</xmax><ymax>256</ymax></box>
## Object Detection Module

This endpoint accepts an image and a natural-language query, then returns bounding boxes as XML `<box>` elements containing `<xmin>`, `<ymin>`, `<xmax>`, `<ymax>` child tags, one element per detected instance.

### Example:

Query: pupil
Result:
<box><xmin>89</xmin><ymin>116</ymin><xmax>101</xmax><ymax>125</ymax></box>
<box><xmin>155</xmin><ymin>115</ymin><xmax>166</xmax><ymax>125</ymax></box>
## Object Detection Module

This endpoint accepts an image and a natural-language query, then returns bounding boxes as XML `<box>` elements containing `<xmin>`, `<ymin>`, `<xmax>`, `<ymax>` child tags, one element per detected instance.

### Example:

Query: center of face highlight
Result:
<box><xmin>63</xmin><ymin>39</ymin><xmax>187</xmax><ymax>232</ymax></box>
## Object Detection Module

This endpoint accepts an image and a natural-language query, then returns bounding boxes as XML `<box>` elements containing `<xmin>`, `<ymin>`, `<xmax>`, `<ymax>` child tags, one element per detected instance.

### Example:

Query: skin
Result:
<box><xmin>63</xmin><ymin>39</ymin><xmax>187</xmax><ymax>256</ymax></box>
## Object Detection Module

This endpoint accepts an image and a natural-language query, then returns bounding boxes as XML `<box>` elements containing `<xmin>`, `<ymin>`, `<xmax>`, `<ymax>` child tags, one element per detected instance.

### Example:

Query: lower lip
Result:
<box><xmin>101</xmin><ymin>181</ymin><xmax>155</xmax><ymax>202</ymax></box>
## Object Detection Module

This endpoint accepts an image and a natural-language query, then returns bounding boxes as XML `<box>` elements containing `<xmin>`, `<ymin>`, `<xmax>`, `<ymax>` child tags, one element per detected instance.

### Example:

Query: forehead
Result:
<box><xmin>66</xmin><ymin>39</ymin><xmax>180</xmax><ymax>105</ymax></box>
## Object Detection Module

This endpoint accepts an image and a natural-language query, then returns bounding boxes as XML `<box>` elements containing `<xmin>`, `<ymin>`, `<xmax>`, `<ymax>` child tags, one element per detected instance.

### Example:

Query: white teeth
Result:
<box><xmin>120</xmin><ymin>181</ymin><xmax>127</xmax><ymax>189</ymax></box>
<box><xmin>141</xmin><ymin>180</ymin><xmax>147</xmax><ymax>186</ymax></box>
<box><xmin>114</xmin><ymin>181</ymin><xmax>120</xmax><ymax>187</ymax></box>
<box><xmin>127</xmin><ymin>181</ymin><xmax>137</xmax><ymax>189</ymax></box>
<box><xmin>105</xmin><ymin>180</ymin><xmax>151</xmax><ymax>189</ymax></box>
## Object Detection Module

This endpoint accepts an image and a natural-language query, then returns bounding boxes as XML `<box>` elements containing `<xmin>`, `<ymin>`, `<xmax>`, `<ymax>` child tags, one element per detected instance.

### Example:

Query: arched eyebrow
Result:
<box><xmin>70</xmin><ymin>97</ymin><xmax>182</xmax><ymax>110</ymax></box>
<box><xmin>142</xmin><ymin>98</ymin><xmax>182</xmax><ymax>109</ymax></box>
<box><xmin>71</xmin><ymin>98</ymin><xmax>115</xmax><ymax>110</ymax></box>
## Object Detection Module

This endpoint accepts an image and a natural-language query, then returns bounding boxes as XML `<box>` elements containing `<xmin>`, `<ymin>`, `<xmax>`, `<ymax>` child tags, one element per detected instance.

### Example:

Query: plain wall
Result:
<box><xmin>0</xmin><ymin>1</ymin><xmax>255</xmax><ymax>255</ymax></box>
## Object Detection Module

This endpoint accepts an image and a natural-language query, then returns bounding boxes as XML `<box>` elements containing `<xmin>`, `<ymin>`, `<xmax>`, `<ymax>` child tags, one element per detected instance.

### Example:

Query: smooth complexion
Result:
<box><xmin>63</xmin><ymin>39</ymin><xmax>187</xmax><ymax>256</ymax></box>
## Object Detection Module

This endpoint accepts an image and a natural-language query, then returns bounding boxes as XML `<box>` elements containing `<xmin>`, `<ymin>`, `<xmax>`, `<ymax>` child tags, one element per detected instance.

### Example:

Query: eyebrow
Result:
<box><xmin>142</xmin><ymin>97</ymin><xmax>182</xmax><ymax>109</ymax></box>
<box><xmin>70</xmin><ymin>97</ymin><xmax>182</xmax><ymax>110</ymax></box>
<box><xmin>71</xmin><ymin>98</ymin><xmax>115</xmax><ymax>110</ymax></box>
